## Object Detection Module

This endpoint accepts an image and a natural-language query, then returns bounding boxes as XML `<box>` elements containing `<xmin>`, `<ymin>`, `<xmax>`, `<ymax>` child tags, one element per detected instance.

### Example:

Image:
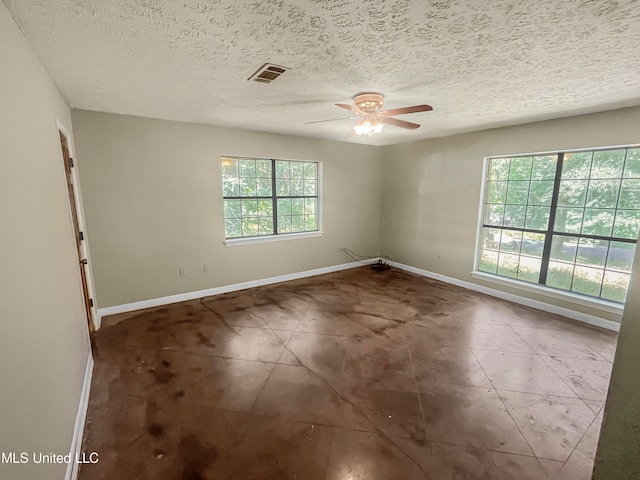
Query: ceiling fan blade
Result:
<box><xmin>380</xmin><ymin>104</ymin><xmax>433</xmax><ymax>116</ymax></box>
<box><xmin>335</xmin><ymin>103</ymin><xmax>364</xmax><ymax>114</ymax></box>
<box><xmin>304</xmin><ymin>117</ymin><xmax>354</xmax><ymax>124</ymax></box>
<box><xmin>381</xmin><ymin>117</ymin><xmax>421</xmax><ymax>130</ymax></box>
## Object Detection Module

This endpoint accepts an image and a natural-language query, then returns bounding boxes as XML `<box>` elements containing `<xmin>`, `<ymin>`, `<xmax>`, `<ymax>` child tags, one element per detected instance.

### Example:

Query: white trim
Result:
<box><xmin>57</xmin><ymin>120</ymin><xmax>99</xmax><ymax>331</ymax></box>
<box><xmin>473</xmin><ymin>156</ymin><xmax>490</xmax><ymax>271</ymax></box>
<box><xmin>487</xmin><ymin>142</ymin><xmax>640</xmax><ymax>159</ymax></box>
<box><xmin>225</xmin><ymin>230</ymin><xmax>324</xmax><ymax>246</ymax></box>
<box><xmin>96</xmin><ymin>260</ymin><xmax>368</xmax><ymax>322</ymax></box>
<box><xmin>394</xmin><ymin>262</ymin><xmax>621</xmax><ymax>332</ymax></box>
<box><xmin>65</xmin><ymin>353</ymin><xmax>94</xmax><ymax>480</ymax></box>
<box><xmin>471</xmin><ymin>270</ymin><xmax>624</xmax><ymax>314</ymax></box>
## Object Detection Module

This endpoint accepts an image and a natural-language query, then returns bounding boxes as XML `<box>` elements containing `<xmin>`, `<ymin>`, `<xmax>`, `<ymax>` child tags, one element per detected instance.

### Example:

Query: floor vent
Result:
<box><xmin>248</xmin><ymin>63</ymin><xmax>288</xmax><ymax>83</ymax></box>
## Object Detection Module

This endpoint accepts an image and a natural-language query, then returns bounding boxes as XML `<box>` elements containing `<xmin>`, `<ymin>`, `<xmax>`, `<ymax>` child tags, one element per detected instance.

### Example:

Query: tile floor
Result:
<box><xmin>79</xmin><ymin>267</ymin><xmax>618</xmax><ymax>480</ymax></box>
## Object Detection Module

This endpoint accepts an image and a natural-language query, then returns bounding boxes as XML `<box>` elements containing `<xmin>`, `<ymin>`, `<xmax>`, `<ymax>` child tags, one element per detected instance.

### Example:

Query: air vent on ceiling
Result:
<box><xmin>248</xmin><ymin>63</ymin><xmax>288</xmax><ymax>84</ymax></box>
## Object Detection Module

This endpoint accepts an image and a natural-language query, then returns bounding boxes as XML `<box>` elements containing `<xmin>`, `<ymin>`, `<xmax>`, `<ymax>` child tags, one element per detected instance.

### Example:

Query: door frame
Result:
<box><xmin>57</xmin><ymin>120</ymin><xmax>98</xmax><ymax>332</ymax></box>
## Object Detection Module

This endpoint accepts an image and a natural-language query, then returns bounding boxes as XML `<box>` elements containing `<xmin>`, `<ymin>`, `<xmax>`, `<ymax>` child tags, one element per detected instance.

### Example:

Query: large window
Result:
<box><xmin>478</xmin><ymin>146</ymin><xmax>640</xmax><ymax>303</ymax></box>
<box><xmin>222</xmin><ymin>156</ymin><xmax>319</xmax><ymax>240</ymax></box>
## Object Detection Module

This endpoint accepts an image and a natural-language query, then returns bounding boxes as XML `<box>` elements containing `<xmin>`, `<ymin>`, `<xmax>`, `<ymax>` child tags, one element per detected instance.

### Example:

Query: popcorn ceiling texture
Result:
<box><xmin>5</xmin><ymin>0</ymin><xmax>640</xmax><ymax>145</ymax></box>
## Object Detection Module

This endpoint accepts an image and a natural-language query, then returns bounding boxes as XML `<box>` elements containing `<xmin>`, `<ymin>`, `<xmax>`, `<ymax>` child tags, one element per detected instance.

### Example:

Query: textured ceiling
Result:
<box><xmin>5</xmin><ymin>0</ymin><xmax>640</xmax><ymax>145</ymax></box>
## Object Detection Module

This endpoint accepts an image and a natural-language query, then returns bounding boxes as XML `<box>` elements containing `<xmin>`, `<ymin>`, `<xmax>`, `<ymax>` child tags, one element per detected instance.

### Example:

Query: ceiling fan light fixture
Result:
<box><xmin>353</xmin><ymin>117</ymin><xmax>384</xmax><ymax>137</ymax></box>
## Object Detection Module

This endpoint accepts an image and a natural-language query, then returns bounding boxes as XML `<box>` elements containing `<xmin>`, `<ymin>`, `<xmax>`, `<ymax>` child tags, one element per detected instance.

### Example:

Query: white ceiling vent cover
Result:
<box><xmin>248</xmin><ymin>63</ymin><xmax>288</xmax><ymax>83</ymax></box>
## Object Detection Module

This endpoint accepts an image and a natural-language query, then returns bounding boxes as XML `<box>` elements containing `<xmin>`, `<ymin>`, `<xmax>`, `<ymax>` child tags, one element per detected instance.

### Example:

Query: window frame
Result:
<box><xmin>473</xmin><ymin>144</ymin><xmax>639</xmax><ymax>307</ymax></box>
<box><xmin>221</xmin><ymin>156</ymin><xmax>323</xmax><ymax>246</ymax></box>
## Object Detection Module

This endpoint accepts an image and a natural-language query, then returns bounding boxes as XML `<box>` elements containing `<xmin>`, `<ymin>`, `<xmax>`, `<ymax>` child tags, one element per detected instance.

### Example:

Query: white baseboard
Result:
<box><xmin>96</xmin><ymin>260</ymin><xmax>369</xmax><ymax>326</ymax></box>
<box><xmin>65</xmin><ymin>352</ymin><xmax>94</xmax><ymax>480</ymax></box>
<box><xmin>393</xmin><ymin>262</ymin><xmax>620</xmax><ymax>332</ymax></box>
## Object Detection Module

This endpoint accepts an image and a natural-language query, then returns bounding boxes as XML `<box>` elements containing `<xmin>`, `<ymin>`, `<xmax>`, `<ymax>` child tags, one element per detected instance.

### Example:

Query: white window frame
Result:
<box><xmin>221</xmin><ymin>156</ymin><xmax>323</xmax><ymax>246</ymax></box>
<box><xmin>473</xmin><ymin>143</ymin><xmax>639</xmax><ymax>314</ymax></box>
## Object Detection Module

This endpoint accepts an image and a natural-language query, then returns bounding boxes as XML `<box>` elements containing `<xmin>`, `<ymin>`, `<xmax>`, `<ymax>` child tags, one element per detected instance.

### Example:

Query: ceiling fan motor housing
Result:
<box><xmin>354</xmin><ymin>93</ymin><xmax>384</xmax><ymax>112</ymax></box>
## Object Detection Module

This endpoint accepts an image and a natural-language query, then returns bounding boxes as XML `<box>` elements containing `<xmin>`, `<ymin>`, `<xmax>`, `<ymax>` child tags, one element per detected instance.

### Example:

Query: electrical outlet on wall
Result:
<box><xmin>179</xmin><ymin>267</ymin><xmax>186</xmax><ymax>276</ymax></box>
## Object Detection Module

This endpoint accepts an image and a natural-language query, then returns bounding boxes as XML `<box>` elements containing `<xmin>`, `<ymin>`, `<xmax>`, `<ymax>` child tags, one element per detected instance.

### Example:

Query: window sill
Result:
<box><xmin>470</xmin><ymin>271</ymin><xmax>624</xmax><ymax>315</ymax></box>
<box><xmin>224</xmin><ymin>231</ymin><xmax>324</xmax><ymax>246</ymax></box>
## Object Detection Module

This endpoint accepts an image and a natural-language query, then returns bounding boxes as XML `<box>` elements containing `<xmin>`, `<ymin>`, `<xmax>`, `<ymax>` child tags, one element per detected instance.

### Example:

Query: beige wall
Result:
<box><xmin>71</xmin><ymin>110</ymin><xmax>383</xmax><ymax>308</ymax></box>
<box><xmin>593</xmin><ymin>241</ymin><xmax>640</xmax><ymax>477</ymax></box>
<box><xmin>381</xmin><ymin>106</ymin><xmax>640</xmax><ymax>322</ymax></box>
<box><xmin>0</xmin><ymin>3</ymin><xmax>92</xmax><ymax>480</ymax></box>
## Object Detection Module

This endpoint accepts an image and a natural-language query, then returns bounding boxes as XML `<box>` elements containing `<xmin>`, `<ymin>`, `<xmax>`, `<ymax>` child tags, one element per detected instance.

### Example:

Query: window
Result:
<box><xmin>478</xmin><ymin>146</ymin><xmax>640</xmax><ymax>303</ymax></box>
<box><xmin>221</xmin><ymin>156</ymin><xmax>319</xmax><ymax>240</ymax></box>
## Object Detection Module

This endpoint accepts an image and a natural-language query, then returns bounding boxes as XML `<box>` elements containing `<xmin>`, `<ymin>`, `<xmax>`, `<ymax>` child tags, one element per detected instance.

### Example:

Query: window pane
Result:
<box><xmin>601</xmin><ymin>271</ymin><xmax>630</xmax><ymax>303</ymax></box>
<box><xmin>581</xmin><ymin>209</ymin><xmax>614</xmax><ymax>237</ymax></box>
<box><xmin>225</xmin><ymin>218</ymin><xmax>242</xmax><ymax>238</ymax></box>
<box><xmin>239</xmin><ymin>158</ymin><xmax>256</xmax><ymax>177</ymax></box>
<box><xmin>528</xmin><ymin>181</ymin><xmax>554</xmax><ymax>205</ymax></box>
<box><xmin>521</xmin><ymin>232</ymin><xmax>545</xmax><ymax>257</ymax></box>
<box><xmin>504</xmin><ymin>205</ymin><xmax>526</xmax><ymax>228</ymax></box>
<box><xmin>223</xmin><ymin>178</ymin><xmax>239</xmax><ymax>197</ymax></box>
<box><xmin>517</xmin><ymin>256</ymin><xmax>542</xmax><ymax>283</ymax></box>
<box><xmin>509</xmin><ymin>157</ymin><xmax>533</xmax><ymax>180</ymax></box>
<box><xmin>257</xmin><ymin>199</ymin><xmax>273</xmax><ymax>218</ymax></box>
<box><xmin>304</xmin><ymin>179</ymin><xmax>317</xmax><ymax>196</ymax></box>
<box><xmin>550</xmin><ymin>235</ymin><xmax>578</xmax><ymax>263</ymax></box>
<box><xmin>276</xmin><ymin>178</ymin><xmax>290</xmax><ymax>196</ymax></box>
<box><xmin>304</xmin><ymin>162</ymin><xmax>317</xmax><ymax>179</ymax></box>
<box><xmin>484</xmin><ymin>204</ymin><xmax>505</xmax><ymax>226</ymax></box>
<box><xmin>479</xmin><ymin>250</ymin><xmax>499</xmax><ymax>273</ymax></box>
<box><xmin>525</xmin><ymin>206</ymin><xmax>550</xmax><ymax>230</ymax></box>
<box><xmin>571</xmin><ymin>266</ymin><xmax>603</xmax><ymax>297</ymax></box>
<box><xmin>291</xmin><ymin>198</ymin><xmax>305</xmax><ymax>215</ymax></box>
<box><xmin>623</xmin><ymin>148</ymin><xmax>640</xmax><ymax>178</ymax></box>
<box><xmin>290</xmin><ymin>177</ymin><xmax>304</xmax><ymax>196</ymax></box>
<box><xmin>291</xmin><ymin>215</ymin><xmax>305</xmax><ymax>232</ymax></box>
<box><xmin>497</xmin><ymin>253</ymin><xmax>519</xmax><ymax>278</ymax></box>
<box><xmin>606</xmin><ymin>241</ymin><xmax>635</xmax><ymax>272</ymax></box>
<box><xmin>305</xmin><ymin>198</ymin><xmax>317</xmax><ymax>215</ymax></box>
<box><xmin>256</xmin><ymin>159</ymin><xmax>271</xmax><ymax>177</ymax></box>
<box><xmin>276</xmin><ymin>161</ymin><xmax>289</xmax><ymax>178</ymax></box>
<box><xmin>256</xmin><ymin>178</ymin><xmax>272</xmax><ymax>196</ymax></box>
<box><xmin>222</xmin><ymin>157</ymin><xmax>238</xmax><ymax>177</ymax></box>
<box><xmin>500</xmin><ymin>230</ymin><xmax>522</xmax><ymax>254</ymax></box>
<box><xmin>482</xmin><ymin>227</ymin><xmax>501</xmax><ymax>251</ymax></box>
<box><xmin>575</xmin><ymin>238</ymin><xmax>608</xmax><ymax>268</ymax></box>
<box><xmin>591</xmin><ymin>150</ymin><xmax>625</xmax><ymax>178</ymax></box>
<box><xmin>618</xmin><ymin>179</ymin><xmax>640</xmax><ymax>209</ymax></box>
<box><xmin>586</xmin><ymin>180</ymin><xmax>620</xmax><ymax>209</ymax></box>
<box><xmin>278</xmin><ymin>216</ymin><xmax>291</xmax><ymax>233</ymax></box>
<box><xmin>558</xmin><ymin>180</ymin><xmax>587</xmax><ymax>207</ymax></box>
<box><xmin>554</xmin><ymin>207</ymin><xmax>583</xmax><ymax>233</ymax></box>
<box><xmin>506</xmin><ymin>182</ymin><xmax>529</xmax><ymax>205</ymax></box>
<box><xmin>239</xmin><ymin>177</ymin><xmax>257</xmax><ymax>196</ymax></box>
<box><xmin>487</xmin><ymin>181</ymin><xmax>507</xmax><ymax>204</ymax></box>
<box><xmin>242</xmin><ymin>218</ymin><xmax>259</xmax><ymax>236</ymax></box>
<box><xmin>258</xmin><ymin>217</ymin><xmax>274</xmax><ymax>235</ymax></box>
<box><xmin>531</xmin><ymin>155</ymin><xmax>557</xmax><ymax>180</ymax></box>
<box><xmin>224</xmin><ymin>199</ymin><xmax>241</xmax><ymax>218</ymax></box>
<box><xmin>305</xmin><ymin>215</ymin><xmax>317</xmax><ymax>231</ymax></box>
<box><xmin>488</xmin><ymin>158</ymin><xmax>510</xmax><ymax>181</ymax></box>
<box><xmin>562</xmin><ymin>152</ymin><xmax>592</xmax><ymax>179</ymax></box>
<box><xmin>277</xmin><ymin>198</ymin><xmax>292</xmax><ymax>215</ymax></box>
<box><xmin>241</xmin><ymin>199</ymin><xmax>258</xmax><ymax>216</ymax></box>
<box><xmin>290</xmin><ymin>162</ymin><xmax>304</xmax><ymax>179</ymax></box>
<box><xmin>613</xmin><ymin>210</ymin><xmax>640</xmax><ymax>239</ymax></box>
<box><xmin>547</xmin><ymin>261</ymin><xmax>573</xmax><ymax>290</ymax></box>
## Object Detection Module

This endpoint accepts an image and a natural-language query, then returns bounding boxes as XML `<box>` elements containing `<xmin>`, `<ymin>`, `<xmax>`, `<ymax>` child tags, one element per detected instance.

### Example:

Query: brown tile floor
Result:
<box><xmin>79</xmin><ymin>267</ymin><xmax>618</xmax><ymax>480</ymax></box>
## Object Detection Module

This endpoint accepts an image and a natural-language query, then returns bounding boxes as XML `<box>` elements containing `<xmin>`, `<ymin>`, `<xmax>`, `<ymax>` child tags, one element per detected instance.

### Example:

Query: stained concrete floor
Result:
<box><xmin>79</xmin><ymin>267</ymin><xmax>618</xmax><ymax>480</ymax></box>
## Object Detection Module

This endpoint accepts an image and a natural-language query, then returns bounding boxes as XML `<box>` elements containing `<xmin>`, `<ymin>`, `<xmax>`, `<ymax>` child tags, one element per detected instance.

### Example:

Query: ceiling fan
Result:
<box><xmin>305</xmin><ymin>93</ymin><xmax>433</xmax><ymax>137</ymax></box>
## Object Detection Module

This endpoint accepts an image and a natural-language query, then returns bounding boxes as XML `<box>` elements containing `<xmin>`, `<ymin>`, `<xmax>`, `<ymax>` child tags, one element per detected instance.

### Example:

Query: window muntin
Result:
<box><xmin>479</xmin><ymin>147</ymin><xmax>640</xmax><ymax>303</ymax></box>
<box><xmin>222</xmin><ymin>157</ymin><xmax>318</xmax><ymax>239</ymax></box>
